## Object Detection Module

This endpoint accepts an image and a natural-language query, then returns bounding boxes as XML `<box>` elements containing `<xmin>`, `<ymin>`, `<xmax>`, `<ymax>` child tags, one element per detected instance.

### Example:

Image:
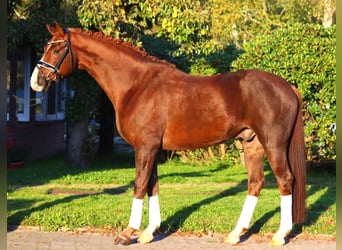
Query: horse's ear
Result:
<box><xmin>54</xmin><ymin>22</ymin><xmax>65</xmax><ymax>36</ymax></box>
<box><xmin>46</xmin><ymin>23</ymin><xmax>56</xmax><ymax>35</ymax></box>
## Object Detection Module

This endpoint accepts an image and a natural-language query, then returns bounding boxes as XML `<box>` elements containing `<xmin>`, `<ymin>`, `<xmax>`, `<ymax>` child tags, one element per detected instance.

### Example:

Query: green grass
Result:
<box><xmin>7</xmin><ymin>151</ymin><xmax>335</xmax><ymax>238</ymax></box>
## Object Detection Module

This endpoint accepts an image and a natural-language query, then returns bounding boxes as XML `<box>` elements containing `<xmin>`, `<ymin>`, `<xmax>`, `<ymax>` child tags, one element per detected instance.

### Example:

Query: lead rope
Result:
<box><xmin>7</xmin><ymin>89</ymin><xmax>47</xmax><ymax>107</ymax></box>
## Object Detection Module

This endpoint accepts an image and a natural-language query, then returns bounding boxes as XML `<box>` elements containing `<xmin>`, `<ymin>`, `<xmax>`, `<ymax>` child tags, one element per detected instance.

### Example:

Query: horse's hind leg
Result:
<box><xmin>265</xmin><ymin>148</ymin><xmax>294</xmax><ymax>246</ymax></box>
<box><xmin>226</xmin><ymin>135</ymin><xmax>265</xmax><ymax>244</ymax></box>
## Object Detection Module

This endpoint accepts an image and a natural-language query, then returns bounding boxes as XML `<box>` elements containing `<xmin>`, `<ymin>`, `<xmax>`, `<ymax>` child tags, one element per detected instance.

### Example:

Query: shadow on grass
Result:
<box><xmin>158</xmin><ymin>161</ymin><xmax>237</xmax><ymax>181</ymax></box>
<box><xmin>159</xmin><ymin>166</ymin><xmax>335</xmax><ymax>244</ymax></box>
<box><xmin>160</xmin><ymin>178</ymin><xmax>248</xmax><ymax>233</ymax></box>
<box><xmin>159</xmin><ymin>167</ymin><xmax>275</xmax><ymax>236</ymax></box>
<box><xmin>7</xmin><ymin>183</ymin><xmax>133</xmax><ymax>232</ymax></box>
<box><xmin>238</xmin><ymin>173</ymin><xmax>336</xmax><ymax>243</ymax></box>
<box><xmin>7</xmin><ymin>151</ymin><xmax>136</xmax><ymax>187</ymax></box>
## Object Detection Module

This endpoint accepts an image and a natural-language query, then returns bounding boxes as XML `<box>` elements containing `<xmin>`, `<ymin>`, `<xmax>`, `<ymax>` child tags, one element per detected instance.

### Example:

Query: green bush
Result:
<box><xmin>188</xmin><ymin>45</ymin><xmax>242</xmax><ymax>75</ymax></box>
<box><xmin>231</xmin><ymin>23</ymin><xmax>336</xmax><ymax>161</ymax></box>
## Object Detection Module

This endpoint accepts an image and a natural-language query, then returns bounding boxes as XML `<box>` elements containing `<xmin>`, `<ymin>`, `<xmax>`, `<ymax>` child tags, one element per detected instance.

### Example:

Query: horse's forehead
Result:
<box><xmin>48</xmin><ymin>31</ymin><xmax>67</xmax><ymax>43</ymax></box>
<box><xmin>50</xmin><ymin>34</ymin><xmax>64</xmax><ymax>41</ymax></box>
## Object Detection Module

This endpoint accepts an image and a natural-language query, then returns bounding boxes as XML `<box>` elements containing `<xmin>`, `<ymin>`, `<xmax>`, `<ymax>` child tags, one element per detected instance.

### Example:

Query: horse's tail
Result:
<box><xmin>289</xmin><ymin>86</ymin><xmax>307</xmax><ymax>224</ymax></box>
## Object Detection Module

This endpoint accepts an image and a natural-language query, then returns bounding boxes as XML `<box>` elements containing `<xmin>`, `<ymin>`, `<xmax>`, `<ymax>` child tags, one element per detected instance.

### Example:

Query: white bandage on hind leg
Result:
<box><xmin>146</xmin><ymin>195</ymin><xmax>161</xmax><ymax>233</ymax></box>
<box><xmin>128</xmin><ymin>198</ymin><xmax>144</xmax><ymax>230</ymax></box>
<box><xmin>234</xmin><ymin>195</ymin><xmax>258</xmax><ymax>232</ymax></box>
<box><xmin>278</xmin><ymin>195</ymin><xmax>293</xmax><ymax>234</ymax></box>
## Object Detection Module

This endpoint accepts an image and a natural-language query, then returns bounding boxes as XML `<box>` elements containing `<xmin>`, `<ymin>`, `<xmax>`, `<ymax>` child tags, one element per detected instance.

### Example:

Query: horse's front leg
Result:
<box><xmin>137</xmin><ymin>161</ymin><xmax>161</xmax><ymax>243</ymax></box>
<box><xmin>113</xmin><ymin>146</ymin><xmax>159</xmax><ymax>245</ymax></box>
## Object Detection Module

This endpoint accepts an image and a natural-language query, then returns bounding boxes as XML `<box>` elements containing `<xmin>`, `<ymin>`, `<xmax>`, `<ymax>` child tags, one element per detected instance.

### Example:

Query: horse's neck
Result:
<box><xmin>72</xmin><ymin>33</ymin><xmax>144</xmax><ymax>107</ymax></box>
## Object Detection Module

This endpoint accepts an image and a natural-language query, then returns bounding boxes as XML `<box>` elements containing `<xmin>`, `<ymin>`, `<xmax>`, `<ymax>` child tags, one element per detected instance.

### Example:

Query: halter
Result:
<box><xmin>37</xmin><ymin>29</ymin><xmax>74</xmax><ymax>82</ymax></box>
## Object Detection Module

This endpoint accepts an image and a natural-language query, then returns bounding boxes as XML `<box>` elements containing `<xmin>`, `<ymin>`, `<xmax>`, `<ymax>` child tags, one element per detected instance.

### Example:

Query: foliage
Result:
<box><xmin>188</xmin><ymin>44</ymin><xmax>242</xmax><ymax>75</ymax></box>
<box><xmin>77</xmin><ymin>0</ymin><xmax>216</xmax><ymax>56</ymax></box>
<box><xmin>65</xmin><ymin>70</ymin><xmax>102</xmax><ymax>161</ymax></box>
<box><xmin>7</xmin><ymin>0</ymin><xmax>74</xmax><ymax>52</ymax></box>
<box><xmin>175</xmin><ymin>141</ymin><xmax>241</xmax><ymax>166</ymax></box>
<box><xmin>65</xmin><ymin>71</ymin><xmax>101</xmax><ymax>123</ymax></box>
<box><xmin>231</xmin><ymin>23</ymin><xmax>336</xmax><ymax>160</ymax></box>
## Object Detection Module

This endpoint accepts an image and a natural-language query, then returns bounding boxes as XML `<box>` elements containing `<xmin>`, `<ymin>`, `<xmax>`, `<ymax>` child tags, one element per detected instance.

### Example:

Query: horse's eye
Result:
<box><xmin>53</xmin><ymin>49</ymin><xmax>60</xmax><ymax>54</ymax></box>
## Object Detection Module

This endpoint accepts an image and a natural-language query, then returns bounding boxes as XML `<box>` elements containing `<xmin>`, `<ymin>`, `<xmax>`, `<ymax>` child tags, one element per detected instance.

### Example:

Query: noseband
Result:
<box><xmin>37</xmin><ymin>29</ymin><xmax>74</xmax><ymax>82</ymax></box>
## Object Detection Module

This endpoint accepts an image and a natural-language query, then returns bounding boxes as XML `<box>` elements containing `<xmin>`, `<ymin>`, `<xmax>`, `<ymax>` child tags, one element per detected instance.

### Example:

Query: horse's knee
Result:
<box><xmin>248</xmin><ymin>178</ymin><xmax>265</xmax><ymax>196</ymax></box>
<box><xmin>276</xmin><ymin>172</ymin><xmax>294</xmax><ymax>196</ymax></box>
<box><xmin>134</xmin><ymin>185</ymin><xmax>147</xmax><ymax>199</ymax></box>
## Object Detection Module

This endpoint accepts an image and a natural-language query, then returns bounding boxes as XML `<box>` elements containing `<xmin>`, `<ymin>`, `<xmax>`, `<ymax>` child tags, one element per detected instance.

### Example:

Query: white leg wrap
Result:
<box><xmin>270</xmin><ymin>195</ymin><xmax>293</xmax><ymax>245</ymax></box>
<box><xmin>226</xmin><ymin>195</ymin><xmax>258</xmax><ymax>244</ymax></box>
<box><xmin>146</xmin><ymin>195</ymin><xmax>161</xmax><ymax>233</ymax></box>
<box><xmin>278</xmin><ymin>195</ymin><xmax>293</xmax><ymax>234</ymax></box>
<box><xmin>128</xmin><ymin>198</ymin><xmax>144</xmax><ymax>230</ymax></box>
<box><xmin>236</xmin><ymin>195</ymin><xmax>258</xmax><ymax>230</ymax></box>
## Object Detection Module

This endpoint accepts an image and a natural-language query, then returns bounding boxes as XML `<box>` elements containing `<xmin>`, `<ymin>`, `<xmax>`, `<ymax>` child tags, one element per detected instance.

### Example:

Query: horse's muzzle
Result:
<box><xmin>30</xmin><ymin>67</ymin><xmax>54</xmax><ymax>92</ymax></box>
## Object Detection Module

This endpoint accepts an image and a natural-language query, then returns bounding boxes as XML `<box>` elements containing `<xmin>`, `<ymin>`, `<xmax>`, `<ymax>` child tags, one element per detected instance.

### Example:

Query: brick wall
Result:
<box><xmin>7</xmin><ymin>121</ymin><xmax>65</xmax><ymax>161</ymax></box>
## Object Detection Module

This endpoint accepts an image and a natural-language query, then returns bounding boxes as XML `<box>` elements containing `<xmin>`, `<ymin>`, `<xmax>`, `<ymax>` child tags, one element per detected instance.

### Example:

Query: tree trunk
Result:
<box><xmin>323</xmin><ymin>0</ymin><xmax>336</xmax><ymax>28</ymax></box>
<box><xmin>66</xmin><ymin>118</ymin><xmax>89</xmax><ymax>167</ymax></box>
<box><xmin>98</xmin><ymin>94</ymin><xmax>114</xmax><ymax>154</ymax></box>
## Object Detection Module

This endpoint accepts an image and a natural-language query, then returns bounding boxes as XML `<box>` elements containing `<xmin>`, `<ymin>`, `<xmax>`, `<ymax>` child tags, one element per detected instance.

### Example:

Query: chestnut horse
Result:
<box><xmin>31</xmin><ymin>22</ymin><xmax>306</xmax><ymax>246</ymax></box>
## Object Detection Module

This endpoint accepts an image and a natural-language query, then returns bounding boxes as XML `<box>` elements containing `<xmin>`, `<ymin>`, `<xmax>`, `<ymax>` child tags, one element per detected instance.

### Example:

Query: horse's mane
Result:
<box><xmin>71</xmin><ymin>28</ymin><xmax>175</xmax><ymax>67</ymax></box>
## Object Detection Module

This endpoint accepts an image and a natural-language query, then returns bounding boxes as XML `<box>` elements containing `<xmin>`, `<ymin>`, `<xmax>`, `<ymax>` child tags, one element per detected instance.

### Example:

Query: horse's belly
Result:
<box><xmin>162</xmin><ymin>122</ymin><xmax>236</xmax><ymax>150</ymax></box>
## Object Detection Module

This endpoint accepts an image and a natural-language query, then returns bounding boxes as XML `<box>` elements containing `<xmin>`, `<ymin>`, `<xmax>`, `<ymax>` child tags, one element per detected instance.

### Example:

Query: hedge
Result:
<box><xmin>231</xmin><ymin>23</ymin><xmax>336</xmax><ymax>161</ymax></box>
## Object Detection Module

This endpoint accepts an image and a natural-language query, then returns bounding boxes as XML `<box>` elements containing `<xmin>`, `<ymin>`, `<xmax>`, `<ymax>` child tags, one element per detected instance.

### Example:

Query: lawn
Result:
<box><xmin>7</xmin><ymin>151</ymin><xmax>336</xmax><ymax>238</ymax></box>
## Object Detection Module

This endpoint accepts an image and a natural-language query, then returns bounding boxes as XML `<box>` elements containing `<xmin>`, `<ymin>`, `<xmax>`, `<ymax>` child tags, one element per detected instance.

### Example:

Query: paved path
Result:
<box><xmin>8</xmin><ymin>229</ymin><xmax>335</xmax><ymax>250</ymax></box>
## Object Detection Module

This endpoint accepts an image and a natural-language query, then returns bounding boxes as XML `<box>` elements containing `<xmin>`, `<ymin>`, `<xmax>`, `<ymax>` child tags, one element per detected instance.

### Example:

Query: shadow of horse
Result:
<box><xmin>160</xmin><ymin>179</ymin><xmax>248</xmax><ymax>234</ymax></box>
<box><xmin>7</xmin><ymin>183</ymin><xmax>133</xmax><ymax>232</ymax></box>
<box><xmin>156</xmin><ymin>169</ymin><xmax>335</xmax><ymax>243</ymax></box>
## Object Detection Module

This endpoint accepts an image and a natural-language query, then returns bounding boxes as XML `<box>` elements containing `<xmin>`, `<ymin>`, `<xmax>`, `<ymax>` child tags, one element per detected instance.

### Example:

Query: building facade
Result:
<box><xmin>7</xmin><ymin>48</ymin><xmax>66</xmax><ymax>162</ymax></box>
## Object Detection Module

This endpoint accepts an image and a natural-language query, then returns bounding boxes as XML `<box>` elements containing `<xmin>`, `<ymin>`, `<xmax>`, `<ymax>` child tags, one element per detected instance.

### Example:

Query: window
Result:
<box><xmin>7</xmin><ymin>49</ymin><xmax>31</xmax><ymax>121</ymax></box>
<box><xmin>35</xmin><ymin>80</ymin><xmax>66</xmax><ymax>121</ymax></box>
<box><xmin>7</xmin><ymin>49</ymin><xmax>66</xmax><ymax>122</ymax></box>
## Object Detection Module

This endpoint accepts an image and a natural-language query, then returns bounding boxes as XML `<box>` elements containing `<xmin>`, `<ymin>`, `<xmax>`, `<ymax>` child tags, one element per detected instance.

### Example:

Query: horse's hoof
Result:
<box><xmin>269</xmin><ymin>234</ymin><xmax>286</xmax><ymax>246</ymax></box>
<box><xmin>113</xmin><ymin>232</ymin><xmax>132</xmax><ymax>245</ymax></box>
<box><xmin>137</xmin><ymin>229</ymin><xmax>154</xmax><ymax>243</ymax></box>
<box><xmin>225</xmin><ymin>232</ymin><xmax>240</xmax><ymax>245</ymax></box>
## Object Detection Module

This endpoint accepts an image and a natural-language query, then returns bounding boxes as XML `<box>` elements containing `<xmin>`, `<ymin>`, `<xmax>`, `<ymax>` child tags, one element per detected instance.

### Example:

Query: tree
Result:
<box><xmin>65</xmin><ymin>70</ymin><xmax>102</xmax><ymax>167</ymax></box>
<box><xmin>8</xmin><ymin>0</ymin><xmax>102</xmax><ymax>167</ymax></box>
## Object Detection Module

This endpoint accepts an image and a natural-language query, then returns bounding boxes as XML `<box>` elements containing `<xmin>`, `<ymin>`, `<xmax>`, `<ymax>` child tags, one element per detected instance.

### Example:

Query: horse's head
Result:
<box><xmin>30</xmin><ymin>22</ymin><xmax>75</xmax><ymax>92</ymax></box>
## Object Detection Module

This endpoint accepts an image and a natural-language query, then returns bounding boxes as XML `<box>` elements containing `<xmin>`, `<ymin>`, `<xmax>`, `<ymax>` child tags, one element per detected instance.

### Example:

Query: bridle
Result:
<box><xmin>37</xmin><ymin>29</ymin><xmax>74</xmax><ymax>83</ymax></box>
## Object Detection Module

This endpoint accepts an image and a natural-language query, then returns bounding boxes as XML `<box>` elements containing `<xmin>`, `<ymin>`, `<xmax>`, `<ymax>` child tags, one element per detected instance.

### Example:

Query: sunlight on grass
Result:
<box><xmin>7</xmin><ymin>153</ymin><xmax>335</xmax><ymax>237</ymax></box>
